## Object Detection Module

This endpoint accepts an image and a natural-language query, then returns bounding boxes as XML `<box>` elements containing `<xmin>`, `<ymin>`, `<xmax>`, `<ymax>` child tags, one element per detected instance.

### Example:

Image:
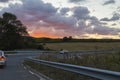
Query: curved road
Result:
<box><xmin>0</xmin><ymin>53</ymin><xmax>40</xmax><ymax>80</ymax></box>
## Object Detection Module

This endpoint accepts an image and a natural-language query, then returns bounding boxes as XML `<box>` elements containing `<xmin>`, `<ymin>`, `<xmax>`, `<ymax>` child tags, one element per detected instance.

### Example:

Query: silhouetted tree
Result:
<box><xmin>0</xmin><ymin>12</ymin><xmax>29</xmax><ymax>50</ymax></box>
<box><xmin>63</xmin><ymin>36</ymin><xmax>68</xmax><ymax>42</ymax></box>
<box><xmin>68</xmin><ymin>36</ymin><xmax>72</xmax><ymax>40</ymax></box>
<box><xmin>63</xmin><ymin>36</ymin><xmax>73</xmax><ymax>42</ymax></box>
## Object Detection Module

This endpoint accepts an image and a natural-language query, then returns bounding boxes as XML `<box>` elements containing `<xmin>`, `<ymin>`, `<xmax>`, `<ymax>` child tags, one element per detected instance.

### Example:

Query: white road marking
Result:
<box><xmin>22</xmin><ymin>63</ymin><xmax>46</xmax><ymax>80</ymax></box>
<box><xmin>34</xmin><ymin>73</ymin><xmax>42</xmax><ymax>79</ymax></box>
<box><xmin>28</xmin><ymin>70</ymin><xmax>43</xmax><ymax>80</ymax></box>
<box><xmin>29</xmin><ymin>70</ymin><xmax>34</xmax><ymax>75</ymax></box>
<box><xmin>24</xmin><ymin>66</ymin><xmax>27</xmax><ymax>70</ymax></box>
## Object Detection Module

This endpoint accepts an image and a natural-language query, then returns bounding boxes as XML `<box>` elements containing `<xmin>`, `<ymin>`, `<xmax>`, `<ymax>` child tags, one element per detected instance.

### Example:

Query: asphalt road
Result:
<box><xmin>0</xmin><ymin>53</ymin><xmax>41</xmax><ymax>80</ymax></box>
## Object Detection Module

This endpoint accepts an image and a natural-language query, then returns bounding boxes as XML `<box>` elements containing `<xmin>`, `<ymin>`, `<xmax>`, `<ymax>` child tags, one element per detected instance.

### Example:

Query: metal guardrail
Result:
<box><xmin>26</xmin><ymin>57</ymin><xmax>120</xmax><ymax>80</ymax></box>
<box><xmin>4</xmin><ymin>50</ymin><xmax>120</xmax><ymax>58</ymax></box>
<box><xmin>4</xmin><ymin>51</ymin><xmax>58</xmax><ymax>53</ymax></box>
<box><xmin>4</xmin><ymin>49</ymin><xmax>120</xmax><ymax>54</ymax></box>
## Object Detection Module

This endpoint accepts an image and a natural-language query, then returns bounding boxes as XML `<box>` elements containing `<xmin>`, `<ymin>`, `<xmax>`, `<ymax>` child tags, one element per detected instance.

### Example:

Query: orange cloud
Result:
<box><xmin>29</xmin><ymin>32</ymin><xmax>61</xmax><ymax>38</ymax></box>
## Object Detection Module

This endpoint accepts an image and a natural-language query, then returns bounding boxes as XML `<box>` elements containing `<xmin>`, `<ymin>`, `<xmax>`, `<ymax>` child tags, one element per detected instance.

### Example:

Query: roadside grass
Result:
<box><xmin>44</xmin><ymin>42</ymin><xmax>120</xmax><ymax>51</ymax></box>
<box><xmin>24</xmin><ymin>61</ymin><xmax>98</xmax><ymax>80</ymax></box>
<box><xmin>24</xmin><ymin>52</ymin><xmax>120</xmax><ymax>80</ymax></box>
<box><xmin>38</xmin><ymin>52</ymin><xmax>120</xmax><ymax>72</ymax></box>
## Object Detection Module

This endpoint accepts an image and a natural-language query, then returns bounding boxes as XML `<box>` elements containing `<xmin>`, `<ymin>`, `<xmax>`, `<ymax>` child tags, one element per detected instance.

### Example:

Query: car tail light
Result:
<box><xmin>0</xmin><ymin>56</ymin><xmax>6</xmax><ymax>61</ymax></box>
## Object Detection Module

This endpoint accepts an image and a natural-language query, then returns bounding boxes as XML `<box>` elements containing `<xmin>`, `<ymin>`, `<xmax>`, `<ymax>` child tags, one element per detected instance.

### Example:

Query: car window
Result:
<box><xmin>0</xmin><ymin>52</ymin><xmax>2</xmax><ymax>56</ymax></box>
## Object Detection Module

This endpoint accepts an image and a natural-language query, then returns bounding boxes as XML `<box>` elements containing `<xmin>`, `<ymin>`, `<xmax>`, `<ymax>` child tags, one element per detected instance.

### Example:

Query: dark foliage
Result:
<box><xmin>37</xmin><ymin>44</ymin><xmax>44</xmax><ymax>50</ymax></box>
<box><xmin>63</xmin><ymin>36</ymin><xmax>73</xmax><ymax>42</ymax></box>
<box><xmin>0</xmin><ymin>12</ymin><xmax>39</xmax><ymax>50</ymax></box>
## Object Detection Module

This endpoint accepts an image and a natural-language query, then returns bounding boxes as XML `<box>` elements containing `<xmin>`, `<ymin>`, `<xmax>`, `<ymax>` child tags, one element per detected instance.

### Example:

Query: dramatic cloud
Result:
<box><xmin>1</xmin><ymin>0</ymin><xmax>57</xmax><ymax>22</ymax></box>
<box><xmin>60</xmin><ymin>8</ymin><xmax>70</xmax><ymax>15</ymax></box>
<box><xmin>72</xmin><ymin>6</ymin><xmax>90</xmax><ymax>20</ymax></box>
<box><xmin>71</xmin><ymin>7</ymin><xmax>120</xmax><ymax>36</ymax></box>
<box><xmin>100</xmin><ymin>13</ymin><xmax>120</xmax><ymax>21</ymax></box>
<box><xmin>0</xmin><ymin>0</ymin><xmax>120</xmax><ymax>38</ymax></box>
<box><xmin>89</xmin><ymin>22</ymin><xmax>119</xmax><ymax>35</ymax></box>
<box><xmin>94</xmin><ymin>26</ymin><xmax>119</xmax><ymax>35</ymax></box>
<box><xmin>103</xmin><ymin>0</ymin><xmax>115</xmax><ymax>5</ymax></box>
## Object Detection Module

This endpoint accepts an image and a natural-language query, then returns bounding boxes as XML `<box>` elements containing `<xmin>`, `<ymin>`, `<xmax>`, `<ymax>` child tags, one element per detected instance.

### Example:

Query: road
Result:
<box><xmin>0</xmin><ymin>53</ymin><xmax>41</xmax><ymax>80</ymax></box>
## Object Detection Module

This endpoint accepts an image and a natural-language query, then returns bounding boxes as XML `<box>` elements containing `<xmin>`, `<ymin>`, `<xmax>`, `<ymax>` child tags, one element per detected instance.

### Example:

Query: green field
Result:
<box><xmin>44</xmin><ymin>42</ymin><xmax>120</xmax><ymax>51</ymax></box>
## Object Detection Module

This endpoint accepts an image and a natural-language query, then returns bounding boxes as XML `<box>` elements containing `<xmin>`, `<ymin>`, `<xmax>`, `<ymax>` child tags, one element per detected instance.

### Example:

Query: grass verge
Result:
<box><xmin>38</xmin><ymin>52</ymin><xmax>120</xmax><ymax>72</ymax></box>
<box><xmin>23</xmin><ymin>60</ymin><xmax>99</xmax><ymax>80</ymax></box>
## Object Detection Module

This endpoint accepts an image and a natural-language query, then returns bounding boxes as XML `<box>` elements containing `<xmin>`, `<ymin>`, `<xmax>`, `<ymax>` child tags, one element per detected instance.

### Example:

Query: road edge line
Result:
<box><xmin>22</xmin><ymin>62</ymin><xmax>53</xmax><ymax>80</ymax></box>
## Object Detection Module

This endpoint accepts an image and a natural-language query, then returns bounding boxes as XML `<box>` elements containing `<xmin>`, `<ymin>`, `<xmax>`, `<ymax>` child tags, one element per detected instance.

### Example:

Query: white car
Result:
<box><xmin>0</xmin><ymin>51</ymin><xmax>6</xmax><ymax>67</ymax></box>
<box><xmin>59</xmin><ymin>50</ymin><xmax>68</xmax><ymax>54</ymax></box>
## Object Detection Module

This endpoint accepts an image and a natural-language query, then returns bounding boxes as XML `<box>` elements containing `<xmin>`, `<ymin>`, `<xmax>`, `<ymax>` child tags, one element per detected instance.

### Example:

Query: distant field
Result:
<box><xmin>44</xmin><ymin>42</ymin><xmax>120</xmax><ymax>51</ymax></box>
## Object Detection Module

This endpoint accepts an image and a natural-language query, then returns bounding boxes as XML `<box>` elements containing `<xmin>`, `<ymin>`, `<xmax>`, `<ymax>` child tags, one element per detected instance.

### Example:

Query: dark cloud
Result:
<box><xmin>22</xmin><ymin>0</ymin><xmax>57</xmax><ymax>20</ymax></box>
<box><xmin>103</xmin><ymin>0</ymin><xmax>115</xmax><ymax>5</ymax></box>
<box><xmin>100</xmin><ymin>13</ymin><xmax>120</xmax><ymax>21</ymax></box>
<box><xmin>83</xmin><ymin>16</ymin><xmax>120</xmax><ymax>35</ymax></box>
<box><xmin>117</xmin><ymin>7</ymin><xmax>120</xmax><ymax>12</ymax></box>
<box><xmin>0</xmin><ymin>0</ymin><xmax>9</xmax><ymax>2</ymax></box>
<box><xmin>72</xmin><ymin>6</ymin><xmax>90</xmax><ymax>20</ymax></box>
<box><xmin>92</xmin><ymin>25</ymin><xmax>119</xmax><ymax>35</ymax></box>
<box><xmin>60</xmin><ymin>8</ymin><xmax>70</xmax><ymax>15</ymax></box>
<box><xmin>100</xmin><ymin>18</ymin><xmax>110</xmax><ymax>21</ymax></box>
<box><xmin>112</xmin><ymin>23</ymin><xmax>117</xmax><ymax>26</ymax></box>
<box><xmin>101</xmin><ymin>22</ymin><xmax>108</xmax><ymax>25</ymax></box>
<box><xmin>1</xmin><ymin>0</ymin><xmax>57</xmax><ymax>22</ymax></box>
<box><xmin>71</xmin><ymin>7</ymin><xmax>120</xmax><ymax>36</ymax></box>
<box><xmin>69</xmin><ymin>0</ymin><xmax>85</xmax><ymax>3</ymax></box>
<box><xmin>110</xmin><ymin>13</ymin><xmax>120</xmax><ymax>21</ymax></box>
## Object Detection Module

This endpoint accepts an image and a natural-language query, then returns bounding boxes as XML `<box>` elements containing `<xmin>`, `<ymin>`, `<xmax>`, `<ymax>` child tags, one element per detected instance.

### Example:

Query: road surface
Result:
<box><xmin>0</xmin><ymin>53</ymin><xmax>41</xmax><ymax>80</ymax></box>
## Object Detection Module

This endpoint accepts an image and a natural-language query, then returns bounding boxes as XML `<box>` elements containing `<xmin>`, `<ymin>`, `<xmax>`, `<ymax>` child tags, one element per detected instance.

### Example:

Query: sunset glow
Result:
<box><xmin>29</xmin><ymin>32</ymin><xmax>61</xmax><ymax>38</ymax></box>
<box><xmin>0</xmin><ymin>0</ymin><xmax>120</xmax><ymax>39</ymax></box>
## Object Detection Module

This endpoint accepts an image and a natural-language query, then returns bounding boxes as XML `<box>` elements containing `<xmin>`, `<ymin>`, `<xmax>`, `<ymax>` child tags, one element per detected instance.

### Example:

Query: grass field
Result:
<box><xmin>44</xmin><ymin>42</ymin><xmax>120</xmax><ymax>51</ymax></box>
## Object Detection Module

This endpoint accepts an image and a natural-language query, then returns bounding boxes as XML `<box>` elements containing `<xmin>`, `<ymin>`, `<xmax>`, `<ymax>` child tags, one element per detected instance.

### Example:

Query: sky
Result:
<box><xmin>0</xmin><ymin>0</ymin><xmax>120</xmax><ymax>39</ymax></box>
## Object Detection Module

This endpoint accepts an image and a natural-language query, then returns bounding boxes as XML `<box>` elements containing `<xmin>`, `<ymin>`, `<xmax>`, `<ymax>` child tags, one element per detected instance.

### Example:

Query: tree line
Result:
<box><xmin>36</xmin><ymin>37</ymin><xmax>120</xmax><ymax>43</ymax></box>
